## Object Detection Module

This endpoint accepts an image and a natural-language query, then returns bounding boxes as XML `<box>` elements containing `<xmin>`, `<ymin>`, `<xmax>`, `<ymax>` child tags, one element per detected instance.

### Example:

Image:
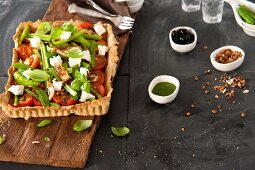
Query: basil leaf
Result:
<box><xmin>33</xmin><ymin>86</ymin><xmax>50</xmax><ymax>107</ymax></box>
<box><xmin>44</xmin><ymin>136</ymin><xmax>50</xmax><ymax>142</ymax></box>
<box><xmin>0</xmin><ymin>135</ymin><xmax>6</xmax><ymax>144</ymax></box>
<box><xmin>36</xmin><ymin>22</ymin><xmax>52</xmax><ymax>35</ymax></box>
<box><xmin>61</xmin><ymin>23</ymin><xmax>76</xmax><ymax>33</ymax></box>
<box><xmin>71</xmin><ymin>79</ymin><xmax>83</xmax><ymax>91</ymax></box>
<box><xmin>50</xmin><ymin>27</ymin><xmax>61</xmax><ymax>40</ymax></box>
<box><xmin>13</xmin><ymin>63</ymin><xmax>32</xmax><ymax>70</ymax></box>
<box><xmin>27</xmin><ymin>69</ymin><xmax>50</xmax><ymax>82</ymax></box>
<box><xmin>67</xmin><ymin>48</ymin><xmax>83</xmax><ymax>58</ymax></box>
<box><xmin>75</xmin><ymin>70</ymin><xmax>87</xmax><ymax>83</ymax></box>
<box><xmin>73</xmin><ymin>120</ymin><xmax>93</xmax><ymax>132</ymax></box>
<box><xmin>111</xmin><ymin>127</ymin><xmax>130</xmax><ymax>137</ymax></box>
<box><xmin>37</xmin><ymin>119</ymin><xmax>53</xmax><ymax>127</ymax></box>
<box><xmin>81</xmin><ymin>82</ymin><xmax>90</xmax><ymax>93</ymax></box>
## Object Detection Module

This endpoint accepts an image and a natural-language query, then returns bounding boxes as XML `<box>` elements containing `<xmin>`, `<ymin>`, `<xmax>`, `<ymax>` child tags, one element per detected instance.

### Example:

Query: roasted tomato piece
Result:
<box><xmin>90</xmin><ymin>70</ymin><xmax>105</xmax><ymax>85</ymax></box>
<box><xmin>33</xmin><ymin>98</ymin><xmax>42</xmax><ymax>106</ymax></box>
<box><xmin>93</xmin><ymin>56</ymin><xmax>107</xmax><ymax>70</ymax></box>
<box><xmin>79</xmin><ymin>22</ymin><xmax>94</xmax><ymax>29</ymax></box>
<box><xmin>24</xmin><ymin>54</ymin><xmax>40</xmax><ymax>68</ymax></box>
<box><xmin>17</xmin><ymin>93</ymin><xmax>33</xmax><ymax>107</ymax></box>
<box><xmin>97</xmin><ymin>40</ymin><xmax>107</xmax><ymax>46</ymax></box>
<box><xmin>92</xmin><ymin>83</ymin><xmax>106</xmax><ymax>97</ymax></box>
<box><xmin>52</xmin><ymin>91</ymin><xmax>77</xmax><ymax>106</ymax></box>
<box><xmin>17</xmin><ymin>44</ymin><xmax>33</xmax><ymax>60</ymax></box>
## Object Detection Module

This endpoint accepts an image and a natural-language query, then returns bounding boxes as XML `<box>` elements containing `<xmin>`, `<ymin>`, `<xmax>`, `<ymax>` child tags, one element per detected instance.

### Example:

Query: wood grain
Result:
<box><xmin>0</xmin><ymin>0</ymin><xmax>131</xmax><ymax>168</ymax></box>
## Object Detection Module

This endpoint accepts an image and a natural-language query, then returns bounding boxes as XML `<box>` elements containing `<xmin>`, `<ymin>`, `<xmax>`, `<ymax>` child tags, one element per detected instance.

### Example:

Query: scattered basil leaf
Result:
<box><xmin>36</xmin><ymin>22</ymin><xmax>52</xmax><ymax>35</ymax></box>
<box><xmin>61</xmin><ymin>23</ymin><xmax>76</xmax><ymax>33</ymax></box>
<box><xmin>37</xmin><ymin>119</ymin><xmax>53</xmax><ymax>127</ymax></box>
<box><xmin>0</xmin><ymin>134</ymin><xmax>6</xmax><ymax>144</ymax></box>
<box><xmin>44</xmin><ymin>136</ymin><xmax>50</xmax><ymax>142</ymax></box>
<box><xmin>73</xmin><ymin>120</ymin><xmax>93</xmax><ymax>132</ymax></box>
<box><xmin>111</xmin><ymin>127</ymin><xmax>130</xmax><ymax>137</ymax></box>
<box><xmin>67</xmin><ymin>47</ymin><xmax>83</xmax><ymax>58</ymax></box>
<box><xmin>75</xmin><ymin>70</ymin><xmax>87</xmax><ymax>83</ymax></box>
<box><xmin>27</xmin><ymin>69</ymin><xmax>50</xmax><ymax>82</ymax></box>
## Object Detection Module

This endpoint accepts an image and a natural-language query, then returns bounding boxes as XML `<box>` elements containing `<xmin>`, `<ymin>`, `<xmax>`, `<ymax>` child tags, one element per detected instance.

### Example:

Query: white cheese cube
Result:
<box><xmin>49</xmin><ymin>55</ymin><xmax>62</xmax><ymax>67</ymax></box>
<box><xmin>82</xmin><ymin>50</ymin><xmax>91</xmax><ymax>62</ymax></box>
<box><xmin>93</xmin><ymin>24</ymin><xmax>106</xmax><ymax>36</ymax></box>
<box><xmin>79</xmin><ymin>91</ymin><xmax>95</xmax><ymax>102</ymax></box>
<box><xmin>22</xmin><ymin>69</ymin><xmax>32</xmax><ymax>79</ymax></box>
<box><xmin>29</xmin><ymin>37</ymin><xmax>41</xmax><ymax>49</ymax></box>
<box><xmin>68</xmin><ymin>58</ymin><xmax>81</xmax><ymax>67</ymax></box>
<box><xmin>98</xmin><ymin>45</ymin><xmax>108</xmax><ymax>56</ymax></box>
<box><xmin>52</xmin><ymin>79</ymin><xmax>63</xmax><ymax>91</ymax></box>
<box><xmin>79</xmin><ymin>67</ymin><xmax>89</xmax><ymax>76</ymax></box>
<box><xmin>60</xmin><ymin>31</ymin><xmax>72</xmax><ymax>40</ymax></box>
<box><xmin>8</xmin><ymin>85</ymin><xmax>24</xmax><ymax>95</ymax></box>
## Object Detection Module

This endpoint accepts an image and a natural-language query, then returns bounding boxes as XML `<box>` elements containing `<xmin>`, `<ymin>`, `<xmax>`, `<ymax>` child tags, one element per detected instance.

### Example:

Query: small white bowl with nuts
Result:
<box><xmin>210</xmin><ymin>45</ymin><xmax>245</xmax><ymax>72</ymax></box>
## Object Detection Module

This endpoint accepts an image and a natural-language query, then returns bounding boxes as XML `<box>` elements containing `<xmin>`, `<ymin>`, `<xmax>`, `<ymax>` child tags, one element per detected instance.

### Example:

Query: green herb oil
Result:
<box><xmin>152</xmin><ymin>82</ymin><xmax>176</xmax><ymax>96</ymax></box>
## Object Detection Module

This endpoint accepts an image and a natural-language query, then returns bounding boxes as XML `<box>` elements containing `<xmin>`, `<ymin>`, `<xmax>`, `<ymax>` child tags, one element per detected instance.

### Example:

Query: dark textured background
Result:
<box><xmin>0</xmin><ymin>0</ymin><xmax>255</xmax><ymax>169</ymax></box>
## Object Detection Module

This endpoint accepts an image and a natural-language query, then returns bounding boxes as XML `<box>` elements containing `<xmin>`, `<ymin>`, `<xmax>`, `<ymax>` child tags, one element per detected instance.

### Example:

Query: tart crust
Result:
<box><xmin>0</xmin><ymin>20</ymin><xmax>119</xmax><ymax>119</ymax></box>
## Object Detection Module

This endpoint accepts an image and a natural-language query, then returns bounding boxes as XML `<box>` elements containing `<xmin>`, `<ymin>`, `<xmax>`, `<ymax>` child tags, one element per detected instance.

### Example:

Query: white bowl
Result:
<box><xmin>169</xmin><ymin>26</ymin><xmax>197</xmax><ymax>53</ymax></box>
<box><xmin>148</xmin><ymin>75</ymin><xmax>180</xmax><ymax>104</ymax></box>
<box><xmin>210</xmin><ymin>45</ymin><xmax>245</xmax><ymax>72</ymax></box>
<box><xmin>127</xmin><ymin>0</ymin><xmax>144</xmax><ymax>6</ymax></box>
<box><xmin>128</xmin><ymin>0</ymin><xmax>144</xmax><ymax>13</ymax></box>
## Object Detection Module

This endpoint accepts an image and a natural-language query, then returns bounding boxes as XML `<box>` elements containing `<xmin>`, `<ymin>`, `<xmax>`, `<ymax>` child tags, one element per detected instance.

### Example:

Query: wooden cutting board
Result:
<box><xmin>0</xmin><ymin>0</ymin><xmax>131</xmax><ymax>168</ymax></box>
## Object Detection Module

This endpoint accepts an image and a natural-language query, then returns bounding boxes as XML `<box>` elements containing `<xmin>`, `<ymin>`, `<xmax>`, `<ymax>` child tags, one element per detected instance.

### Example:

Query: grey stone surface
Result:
<box><xmin>1</xmin><ymin>0</ymin><xmax>255</xmax><ymax>169</ymax></box>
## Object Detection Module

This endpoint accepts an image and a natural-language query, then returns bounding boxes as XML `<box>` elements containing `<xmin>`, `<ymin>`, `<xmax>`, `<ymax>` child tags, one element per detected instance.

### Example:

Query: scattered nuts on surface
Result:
<box><xmin>217</xmin><ymin>105</ymin><xmax>221</xmax><ymax>109</ymax></box>
<box><xmin>185</xmin><ymin>112</ymin><xmax>191</xmax><ymax>117</ymax></box>
<box><xmin>202</xmin><ymin>86</ymin><xmax>206</xmax><ymax>90</ymax></box>
<box><xmin>194</xmin><ymin>75</ymin><xmax>199</xmax><ymax>81</ymax></box>
<box><xmin>204</xmin><ymin>69</ymin><xmax>211</xmax><ymax>75</ymax></box>
<box><xmin>203</xmin><ymin>45</ymin><xmax>208</xmax><ymax>50</ymax></box>
<box><xmin>211</xmin><ymin>109</ymin><xmax>218</xmax><ymax>114</ymax></box>
<box><xmin>205</xmin><ymin>82</ymin><xmax>210</xmax><ymax>86</ymax></box>
<box><xmin>215</xmin><ymin>95</ymin><xmax>220</xmax><ymax>99</ymax></box>
<box><xmin>240</xmin><ymin>112</ymin><xmax>246</xmax><ymax>118</ymax></box>
<box><xmin>32</xmin><ymin>141</ymin><xmax>40</xmax><ymax>144</ymax></box>
<box><xmin>181</xmin><ymin>128</ymin><xmax>185</xmax><ymax>132</ymax></box>
<box><xmin>205</xmin><ymin>90</ymin><xmax>210</xmax><ymax>94</ymax></box>
<box><xmin>226</xmin><ymin>90</ymin><xmax>235</xmax><ymax>98</ymax></box>
<box><xmin>191</xmin><ymin>104</ymin><xmax>195</xmax><ymax>108</ymax></box>
<box><xmin>243</xmin><ymin>89</ymin><xmax>249</xmax><ymax>94</ymax></box>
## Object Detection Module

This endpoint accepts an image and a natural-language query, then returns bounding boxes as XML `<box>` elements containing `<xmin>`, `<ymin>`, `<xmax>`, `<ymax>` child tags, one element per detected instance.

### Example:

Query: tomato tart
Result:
<box><xmin>0</xmin><ymin>20</ymin><xmax>119</xmax><ymax>119</ymax></box>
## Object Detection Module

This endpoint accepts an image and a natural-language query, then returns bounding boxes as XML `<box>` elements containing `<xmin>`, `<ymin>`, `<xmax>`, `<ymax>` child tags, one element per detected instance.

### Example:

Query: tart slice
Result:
<box><xmin>0</xmin><ymin>20</ymin><xmax>119</xmax><ymax>119</ymax></box>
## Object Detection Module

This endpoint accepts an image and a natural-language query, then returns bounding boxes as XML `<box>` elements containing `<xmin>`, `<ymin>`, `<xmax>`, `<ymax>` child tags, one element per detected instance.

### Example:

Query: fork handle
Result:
<box><xmin>68</xmin><ymin>3</ymin><xmax>110</xmax><ymax>20</ymax></box>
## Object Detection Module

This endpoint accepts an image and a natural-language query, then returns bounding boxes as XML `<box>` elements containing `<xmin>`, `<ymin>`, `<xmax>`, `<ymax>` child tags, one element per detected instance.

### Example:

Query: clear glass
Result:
<box><xmin>202</xmin><ymin>0</ymin><xmax>224</xmax><ymax>24</ymax></box>
<box><xmin>182</xmin><ymin>0</ymin><xmax>201</xmax><ymax>12</ymax></box>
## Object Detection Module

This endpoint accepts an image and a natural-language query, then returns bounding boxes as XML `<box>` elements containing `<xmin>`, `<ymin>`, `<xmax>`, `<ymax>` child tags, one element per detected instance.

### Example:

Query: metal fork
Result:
<box><xmin>68</xmin><ymin>3</ymin><xmax>135</xmax><ymax>30</ymax></box>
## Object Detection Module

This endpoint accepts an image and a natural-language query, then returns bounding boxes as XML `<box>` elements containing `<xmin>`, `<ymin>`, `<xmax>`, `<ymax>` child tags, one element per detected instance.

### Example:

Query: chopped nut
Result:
<box><xmin>217</xmin><ymin>105</ymin><xmax>221</xmax><ymax>109</ymax></box>
<box><xmin>205</xmin><ymin>90</ymin><xmax>210</xmax><ymax>94</ymax></box>
<box><xmin>226</xmin><ymin>90</ymin><xmax>235</xmax><ymax>98</ymax></box>
<box><xmin>203</xmin><ymin>45</ymin><xmax>208</xmax><ymax>50</ymax></box>
<box><xmin>194</xmin><ymin>75</ymin><xmax>199</xmax><ymax>81</ymax></box>
<box><xmin>32</xmin><ymin>141</ymin><xmax>40</xmax><ymax>144</ymax></box>
<box><xmin>240</xmin><ymin>112</ymin><xmax>246</xmax><ymax>118</ymax></box>
<box><xmin>205</xmin><ymin>82</ymin><xmax>210</xmax><ymax>86</ymax></box>
<box><xmin>211</xmin><ymin>109</ymin><xmax>218</xmax><ymax>114</ymax></box>
<box><xmin>191</xmin><ymin>104</ymin><xmax>195</xmax><ymax>108</ymax></box>
<box><xmin>215</xmin><ymin>49</ymin><xmax>242</xmax><ymax>64</ymax></box>
<box><xmin>204</xmin><ymin>69</ymin><xmax>211</xmax><ymax>75</ymax></box>
<box><xmin>215</xmin><ymin>95</ymin><xmax>220</xmax><ymax>99</ymax></box>
<box><xmin>243</xmin><ymin>89</ymin><xmax>249</xmax><ymax>94</ymax></box>
<box><xmin>202</xmin><ymin>86</ymin><xmax>206</xmax><ymax>90</ymax></box>
<box><xmin>185</xmin><ymin>112</ymin><xmax>191</xmax><ymax>117</ymax></box>
<box><xmin>181</xmin><ymin>128</ymin><xmax>185</xmax><ymax>132</ymax></box>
